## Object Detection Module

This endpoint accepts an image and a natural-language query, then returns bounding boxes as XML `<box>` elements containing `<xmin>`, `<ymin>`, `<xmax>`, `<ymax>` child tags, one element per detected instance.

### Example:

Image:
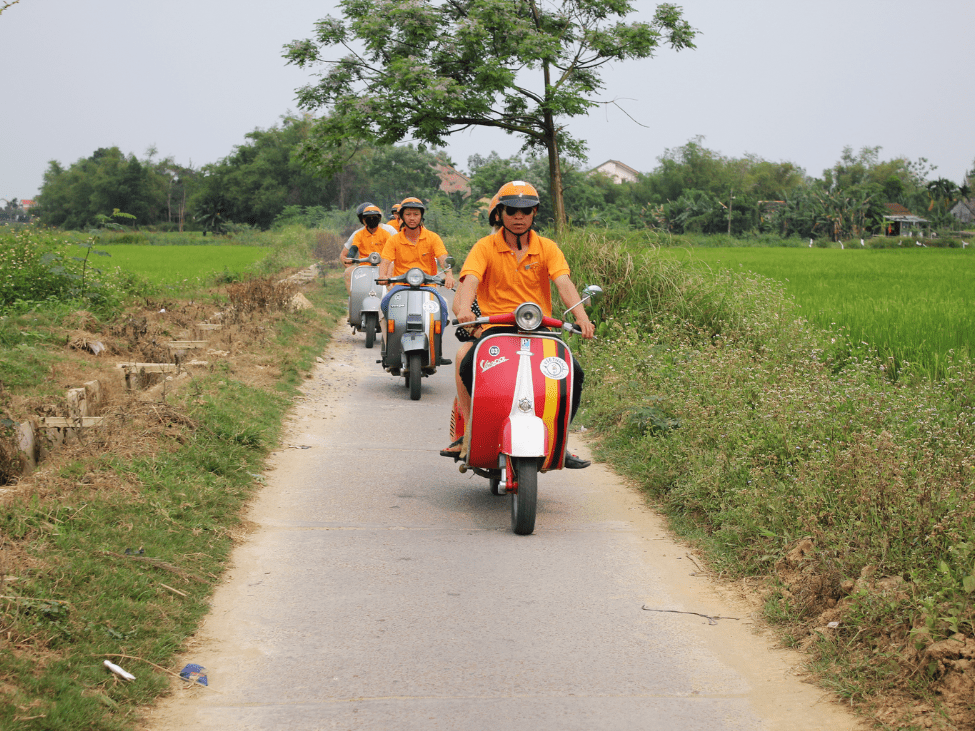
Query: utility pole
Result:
<box><xmin>727</xmin><ymin>191</ymin><xmax>735</xmax><ymax>235</ymax></box>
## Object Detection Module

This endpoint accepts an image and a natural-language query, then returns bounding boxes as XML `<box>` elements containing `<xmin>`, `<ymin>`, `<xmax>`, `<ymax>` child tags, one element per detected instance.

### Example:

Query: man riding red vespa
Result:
<box><xmin>446</xmin><ymin>181</ymin><xmax>595</xmax><ymax>468</ymax></box>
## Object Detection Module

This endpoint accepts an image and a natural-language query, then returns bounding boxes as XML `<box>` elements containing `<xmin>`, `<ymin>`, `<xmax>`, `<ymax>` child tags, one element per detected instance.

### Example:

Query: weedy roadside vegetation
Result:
<box><xmin>0</xmin><ymin>225</ymin><xmax>346</xmax><ymax>730</ymax></box>
<box><xmin>562</xmin><ymin>229</ymin><xmax>975</xmax><ymax>729</ymax></box>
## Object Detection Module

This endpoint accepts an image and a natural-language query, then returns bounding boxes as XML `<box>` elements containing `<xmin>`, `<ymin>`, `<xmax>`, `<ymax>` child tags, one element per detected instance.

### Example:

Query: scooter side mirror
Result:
<box><xmin>367</xmin><ymin>252</ymin><xmax>381</xmax><ymax>265</ymax></box>
<box><xmin>561</xmin><ymin>284</ymin><xmax>603</xmax><ymax>318</ymax></box>
<box><xmin>443</xmin><ymin>256</ymin><xmax>455</xmax><ymax>270</ymax></box>
<box><xmin>581</xmin><ymin>285</ymin><xmax>603</xmax><ymax>304</ymax></box>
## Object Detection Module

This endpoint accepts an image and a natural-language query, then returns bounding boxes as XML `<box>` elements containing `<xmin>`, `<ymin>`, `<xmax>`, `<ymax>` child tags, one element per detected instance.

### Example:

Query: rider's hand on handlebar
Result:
<box><xmin>577</xmin><ymin>320</ymin><xmax>596</xmax><ymax>340</ymax></box>
<box><xmin>455</xmin><ymin>309</ymin><xmax>477</xmax><ymax>325</ymax></box>
<box><xmin>443</xmin><ymin>272</ymin><xmax>455</xmax><ymax>290</ymax></box>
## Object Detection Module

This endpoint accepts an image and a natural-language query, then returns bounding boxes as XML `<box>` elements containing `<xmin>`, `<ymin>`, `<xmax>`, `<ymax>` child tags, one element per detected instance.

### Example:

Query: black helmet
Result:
<box><xmin>356</xmin><ymin>202</ymin><xmax>378</xmax><ymax>223</ymax></box>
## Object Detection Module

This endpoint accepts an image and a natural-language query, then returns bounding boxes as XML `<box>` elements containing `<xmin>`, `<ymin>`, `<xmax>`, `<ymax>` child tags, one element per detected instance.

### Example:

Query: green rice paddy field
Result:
<box><xmin>100</xmin><ymin>244</ymin><xmax>271</xmax><ymax>285</ymax></box>
<box><xmin>667</xmin><ymin>246</ymin><xmax>975</xmax><ymax>376</ymax></box>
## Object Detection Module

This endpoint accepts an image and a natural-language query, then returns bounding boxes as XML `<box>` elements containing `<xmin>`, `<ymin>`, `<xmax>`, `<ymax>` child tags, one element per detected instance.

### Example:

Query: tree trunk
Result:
<box><xmin>541</xmin><ymin>57</ymin><xmax>567</xmax><ymax>235</ymax></box>
<box><xmin>546</xmin><ymin>129</ymin><xmax>566</xmax><ymax>235</ymax></box>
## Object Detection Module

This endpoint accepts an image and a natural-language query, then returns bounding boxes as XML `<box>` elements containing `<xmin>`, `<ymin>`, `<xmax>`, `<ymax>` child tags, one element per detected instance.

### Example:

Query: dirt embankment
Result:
<box><xmin>1</xmin><ymin>272</ymin><xmax>313</xmax><ymax>498</ymax></box>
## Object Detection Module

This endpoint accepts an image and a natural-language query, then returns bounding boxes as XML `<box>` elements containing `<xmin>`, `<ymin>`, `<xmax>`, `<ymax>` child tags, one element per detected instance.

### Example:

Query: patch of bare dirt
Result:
<box><xmin>769</xmin><ymin>538</ymin><xmax>974</xmax><ymax>729</ymax></box>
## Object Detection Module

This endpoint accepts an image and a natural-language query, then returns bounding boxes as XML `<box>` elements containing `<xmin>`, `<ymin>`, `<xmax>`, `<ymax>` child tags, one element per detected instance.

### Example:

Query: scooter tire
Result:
<box><xmin>408</xmin><ymin>352</ymin><xmax>422</xmax><ymax>401</ymax></box>
<box><xmin>510</xmin><ymin>457</ymin><xmax>539</xmax><ymax>535</ymax></box>
<box><xmin>364</xmin><ymin>313</ymin><xmax>377</xmax><ymax>349</ymax></box>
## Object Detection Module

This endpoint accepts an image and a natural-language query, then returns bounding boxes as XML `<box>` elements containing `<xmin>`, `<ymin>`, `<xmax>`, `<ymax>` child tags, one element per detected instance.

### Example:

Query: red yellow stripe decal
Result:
<box><xmin>541</xmin><ymin>338</ymin><xmax>559</xmax><ymax>469</ymax></box>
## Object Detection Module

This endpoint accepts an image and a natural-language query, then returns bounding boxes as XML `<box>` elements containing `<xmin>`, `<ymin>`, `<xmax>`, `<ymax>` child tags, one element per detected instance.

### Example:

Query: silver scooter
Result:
<box><xmin>377</xmin><ymin>262</ymin><xmax>453</xmax><ymax>401</ymax></box>
<box><xmin>347</xmin><ymin>247</ymin><xmax>384</xmax><ymax>349</ymax></box>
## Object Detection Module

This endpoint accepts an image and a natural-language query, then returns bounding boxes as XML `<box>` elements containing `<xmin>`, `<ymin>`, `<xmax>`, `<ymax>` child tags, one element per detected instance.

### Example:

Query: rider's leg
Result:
<box><xmin>563</xmin><ymin>359</ymin><xmax>590</xmax><ymax>468</ymax></box>
<box><xmin>442</xmin><ymin>342</ymin><xmax>474</xmax><ymax>454</ymax></box>
<box><xmin>455</xmin><ymin>342</ymin><xmax>474</xmax><ymax>422</ymax></box>
<box><xmin>570</xmin><ymin>360</ymin><xmax>585</xmax><ymax>422</ymax></box>
<box><xmin>344</xmin><ymin>266</ymin><xmax>353</xmax><ymax>293</ymax></box>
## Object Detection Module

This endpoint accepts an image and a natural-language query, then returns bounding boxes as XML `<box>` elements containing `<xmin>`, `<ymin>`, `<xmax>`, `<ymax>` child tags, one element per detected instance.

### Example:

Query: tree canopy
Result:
<box><xmin>284</xmin><ymin>0</ymin><xmax>696</xmax><ymax>231</ymax></box>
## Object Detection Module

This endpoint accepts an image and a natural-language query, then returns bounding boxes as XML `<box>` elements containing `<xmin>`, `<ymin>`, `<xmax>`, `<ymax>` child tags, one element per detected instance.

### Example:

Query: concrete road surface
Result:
<box><xmin>145</xmin><ymin>316</ymin><xmax>863</xmax><ymax>731</ymax></box>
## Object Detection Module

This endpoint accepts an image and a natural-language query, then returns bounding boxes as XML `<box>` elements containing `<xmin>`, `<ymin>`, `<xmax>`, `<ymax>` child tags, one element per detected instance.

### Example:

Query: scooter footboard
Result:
<box><xmin>467</xmin><ymin>332</ymin><xmax>574</xmax><ymax>471</ymax></box>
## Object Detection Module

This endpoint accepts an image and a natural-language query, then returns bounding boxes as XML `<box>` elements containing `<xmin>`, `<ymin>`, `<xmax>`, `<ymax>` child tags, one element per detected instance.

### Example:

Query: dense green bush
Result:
<box><xmin>0</xmin><ymin>226</ymin><xmax>152</xmax><ymax>314</ymax></box>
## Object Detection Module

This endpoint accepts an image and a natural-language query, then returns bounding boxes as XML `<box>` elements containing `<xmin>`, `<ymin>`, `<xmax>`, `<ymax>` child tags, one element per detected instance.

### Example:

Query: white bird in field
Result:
<box><xmin>840</xmin><ymin>241</ymin><xmax>844</xmax><ymax>249</ymax></box>
<box><xmin>809</xmin><ymin>238</ymin><xmax>813</xmax><ymax>247</ymax></box>
<box><xmin>860</xmin><ymin>239</ymin><xmax>865</xmax><ymax>247</ymax></box>
<box><xmin>963</xmin><ymin>241</ymin><xmax>969</xmax><ymax>248</ymax></box>
<box><xmin>916</xmin><ymin>240</ymin><xmax>922</xmax><ymax>246</ymax></box>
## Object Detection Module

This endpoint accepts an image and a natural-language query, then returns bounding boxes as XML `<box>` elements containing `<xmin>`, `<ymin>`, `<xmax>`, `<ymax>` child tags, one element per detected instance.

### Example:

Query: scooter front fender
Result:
<box><xmin>360</xmin><ymin>296</ymin><xmax>382</xmax><ymax>330</ymax></box>
<box><xmin>399</xmin><ymin>333</ymin><xmax>428</xmax><ymax>353</ymax></box>
<box><xmin>502</xmin><ymin>414</ymin><xmax>548</xmax><ymax>458</ymax></box>
<box><xmin>361</xmin><ymin>295</ymin><xmax>381</xmax><ymax>312</ymax></box>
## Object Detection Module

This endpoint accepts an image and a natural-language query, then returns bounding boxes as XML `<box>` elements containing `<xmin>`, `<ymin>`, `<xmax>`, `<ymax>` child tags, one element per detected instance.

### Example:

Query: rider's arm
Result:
<box><xmin>437</xmin><ymin>254</ymin><xmax>456</xmax><ymax>290</ymax></box>
<box><xmin>341</xmin><ymin>230</ymin><xmax>360</xmax><ymax>266</ymax></box>
<box><xmin>453</xmin><ymin>275</ymin><xmax>479</xmax><ymax>323</ymax></box>
<box><xmin>379</xmin><ymin>258</ymin><xmax>394</xmax><ymax>280</ymax></box>
<box><xmin>554</xmin><ymin>275</ymin><xmax>595</xmax><ymax>339</ymax></box>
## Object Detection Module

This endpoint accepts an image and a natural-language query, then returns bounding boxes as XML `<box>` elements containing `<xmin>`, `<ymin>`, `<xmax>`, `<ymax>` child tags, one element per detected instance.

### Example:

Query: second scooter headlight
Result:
<box><xmin>406</xmin><ymin>268</ymin><xmax>425</xmax><ymax>287</ymax></box>
<box><xmin>514</xmin><ymin>302</ymin><xmax>544</xmax><ymax>331</ymax></box>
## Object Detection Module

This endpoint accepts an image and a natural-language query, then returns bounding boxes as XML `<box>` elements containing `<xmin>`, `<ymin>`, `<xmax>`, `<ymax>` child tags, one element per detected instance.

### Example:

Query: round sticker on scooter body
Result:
<box><xmin>423</xmin><ymin>301</ymin><xmax>439</xmax><ymax>313</ymax></box>
<box><xmin>488</xmin><ymin>345</ymin><xmax>501</xmax><ymax>357</ymax></box>
<box><xmin>540</xmin><ymin>356</ymin><xmax>569</xmax><ymax>380</ymax></box>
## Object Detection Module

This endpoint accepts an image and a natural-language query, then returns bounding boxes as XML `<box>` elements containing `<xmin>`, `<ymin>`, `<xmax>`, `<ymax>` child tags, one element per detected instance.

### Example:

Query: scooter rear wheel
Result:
<box><xmin>407</xmin><ymin>352</ymin><xmax>422</xmax><ymax>401</ymax></box>
<box><xmin>510</xmin><ymin>457</ymin><xmax>538</xmax><ymax>535</ymax></box>
<box><xmin>363</xmin><ymin>313</ymin><xmax>378</xmax><ymax>349</ymax></box>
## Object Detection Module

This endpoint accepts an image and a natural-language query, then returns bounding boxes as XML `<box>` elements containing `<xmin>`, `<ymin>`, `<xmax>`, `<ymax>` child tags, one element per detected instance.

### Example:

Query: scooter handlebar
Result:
<box><xmin>449</xmin><ymin>313</ymin><xmax>582</xmax><ymax>334</ymax></box>
<box><xmin>377</xmin><ymin>274</ymin><xmax>447</xmax><ymax>287</ymax></box>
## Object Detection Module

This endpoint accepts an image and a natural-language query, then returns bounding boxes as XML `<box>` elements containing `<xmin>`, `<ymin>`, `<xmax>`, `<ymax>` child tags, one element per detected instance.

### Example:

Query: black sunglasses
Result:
<box><xmin>503</xmin><ymin>205</ymin><xmax>535</xmax><ymax>216</ymax></box>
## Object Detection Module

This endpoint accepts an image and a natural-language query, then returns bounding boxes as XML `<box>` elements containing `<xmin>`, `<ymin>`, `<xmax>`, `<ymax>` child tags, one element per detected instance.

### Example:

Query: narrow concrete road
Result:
<box><xmin>145</xmin><ymin>317</ymin><xmax>864</xmax><ymax>731</ymax></box>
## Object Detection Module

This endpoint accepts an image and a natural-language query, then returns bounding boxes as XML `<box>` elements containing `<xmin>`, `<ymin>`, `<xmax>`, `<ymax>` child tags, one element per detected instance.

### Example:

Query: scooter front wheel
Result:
<box><xmin>407</xmin><ymin>352</ymin><xmax>422</xmax><ymax>401</ymax></box>
<box><xmin>510</xmin><ymin>457</ymin><xmax>539</xmax><ymax>535</ymax></box>
<box><xmin>363</xmin><ymin>313</ymin><xmax>378</xmax><ymax>349</ymax></box>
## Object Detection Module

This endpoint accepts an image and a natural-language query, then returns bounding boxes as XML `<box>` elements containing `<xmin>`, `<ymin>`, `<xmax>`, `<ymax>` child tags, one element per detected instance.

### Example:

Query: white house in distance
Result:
<box><xmin>591</xmin><ymin>159</ymin><xmax>640</xmax><ymax>184</ymax></box>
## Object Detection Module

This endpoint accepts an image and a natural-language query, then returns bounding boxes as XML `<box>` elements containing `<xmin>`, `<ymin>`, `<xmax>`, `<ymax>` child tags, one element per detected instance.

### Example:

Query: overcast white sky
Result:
<box><xmin>1</xmin><ymin>0</ymin><xmax>972</xmax><ymax>204</ymax></box>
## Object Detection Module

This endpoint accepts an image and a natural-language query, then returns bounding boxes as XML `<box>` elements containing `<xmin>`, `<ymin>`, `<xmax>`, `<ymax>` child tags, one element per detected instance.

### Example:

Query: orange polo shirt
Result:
<box><xmin>459</xmin><ymin>229</ymin><xmax>570</xmax><ymax>325</ymax></box>
<box><xmin>381</xmin><ymin>226</ymin><xmax>448</xmax><ymax>277</ymax></box>
<box><xmin>387</xmin><ymin>217</ymin><xmax>402</xmax><ymax>231</ymax></box>
<box><xmin>352</xmin><ymin>226</ymin><xmax>393</xmax><ymax>258</ymax></box>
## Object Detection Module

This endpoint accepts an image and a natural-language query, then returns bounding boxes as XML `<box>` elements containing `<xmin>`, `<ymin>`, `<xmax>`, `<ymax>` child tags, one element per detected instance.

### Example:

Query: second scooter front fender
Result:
<box><xmin>399</xmin><ymin>333</ymin><xmax>430</xmax><ymax>369</ymax></box>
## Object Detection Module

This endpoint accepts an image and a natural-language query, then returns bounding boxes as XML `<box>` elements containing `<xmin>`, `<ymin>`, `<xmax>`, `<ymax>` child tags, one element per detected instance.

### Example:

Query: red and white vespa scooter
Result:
<box><xmin>447</xmin><ymin>286</ymin><xmax>601</xmax><ymax>535</ymax></box>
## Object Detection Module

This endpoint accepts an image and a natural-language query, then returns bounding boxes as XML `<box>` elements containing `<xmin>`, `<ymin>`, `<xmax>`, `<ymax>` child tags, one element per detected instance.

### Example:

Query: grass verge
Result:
<box><xmin>0</xmin><ymin>269</ymin><xmax>346</xmax><ymax>730</ymax></box>
<box><xmin>562</xmin><ymin>230</ymin><xmax>975</xmax><ymax>730</ymax></box>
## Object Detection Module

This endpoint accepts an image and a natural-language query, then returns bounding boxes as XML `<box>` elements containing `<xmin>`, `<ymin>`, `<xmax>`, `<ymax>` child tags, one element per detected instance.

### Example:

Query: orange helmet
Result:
<box><xmin>398</xmin><ymin>196</ymin><xmax>425</xmax><ymax>219</ymax></box>
<box><xmin>361</xmin><ymin>204</ymin><xmax>382</xmax><ymax>218</ymax></box>
<box><xmin>487</xmin><ymin>192</ymin><xmax>502</xmax><ymax>227</ymax></box>
<box><xmin>355</xmin><ymin>201</ymin><xmax>376</xmax><ymax>222</ymax></box>
<box><xmin>389</xmin><ymin>203</ymin><xmax>401</xmax><ymax>217</ymax></box>
<box><xmin>496</xmin><ymin>180</ymin><xmax>540</xmax><ymax>210</ymax></box>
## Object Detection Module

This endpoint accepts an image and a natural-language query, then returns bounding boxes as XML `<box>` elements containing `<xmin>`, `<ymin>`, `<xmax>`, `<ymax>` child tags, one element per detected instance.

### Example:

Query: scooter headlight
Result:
<box><xmin>514</xmin><ymin>302</ymin><xmax>544</xmax><ymax>331</ymax></box>
<box><xmin>406</xmin><ymin>268</ymin><xmax>425</xmax><ymax>287</ymax></box>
